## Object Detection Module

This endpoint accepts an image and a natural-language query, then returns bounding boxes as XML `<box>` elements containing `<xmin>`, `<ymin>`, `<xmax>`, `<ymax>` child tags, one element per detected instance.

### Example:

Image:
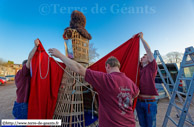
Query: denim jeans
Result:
<box><xmin>12</xmin><ymin>101</ymin><xmax>28</xmax><ymax>119</ymax></box>
<box><xmin>136</xmin><ymin>99</ymin><xmax>157</xmax><ymax>127</ymax></box>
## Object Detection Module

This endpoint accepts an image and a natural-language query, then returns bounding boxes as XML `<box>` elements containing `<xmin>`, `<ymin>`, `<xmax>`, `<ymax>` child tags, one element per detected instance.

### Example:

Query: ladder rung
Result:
<box><xmin>185</xmin><ymin>48</ymin><xmax>194</xmax><ymax>55</ymax></box>
<box><xmin>185</xmin><ymin>118</ymin><xmax>194</xmax><ymax>125</ymax></box>
<box><xmin>175</xmin><ymin>99</ymin><xmax>182</xmax><ymax>104</ymax></box>
<box><xmin>162</xmin><ymin>48</ymin><xmax>194</xmax><ymax>127</ymax></box>
<box><xmin>176</xmin><ymin>91</ymin><xmax>186</xmax><ymax>96</ymax></box>
<box><xmin>167</xmin><ymin>116</ymin><xmax>178</xmax><ymax>126</ymax></box>
<box><xmin>179</xmin><ymin>77</ymin><xmax>192</xmax><ymax>80</ymax></box>
<box><xmin>183</xmin><ymin>63</ymin><xmax>194</xmax><ymax>68</ymax></box>
<box><xmin>170</xmin><ymin>102</ymin><xmax>183</xmax><ymax>111</ymax></box>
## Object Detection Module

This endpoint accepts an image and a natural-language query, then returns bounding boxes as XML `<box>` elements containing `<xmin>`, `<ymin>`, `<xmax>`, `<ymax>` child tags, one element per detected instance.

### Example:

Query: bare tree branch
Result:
<box><xmin>164</xmin><ymin>52</ymin><xmax>183</xmax><ymax>64</ymax></box>
<box><xmin>89</xmin><ymin>42</ymin><xmax>99</xmax><ymax>63</ymax></box>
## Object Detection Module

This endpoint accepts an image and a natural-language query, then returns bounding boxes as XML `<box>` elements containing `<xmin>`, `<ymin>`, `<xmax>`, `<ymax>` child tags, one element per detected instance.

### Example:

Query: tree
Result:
<box><xmin>7</xmin><ymin>60</ymin><xmax>14</xmax><ymax>65</ymax></box>
<box><xmin>89</xmin><ymin>42</ymin><xmax>99</xmax><ymax>63</ymax></box>
<box><xmin>164</xmin><ymin>52</ymin><xmax>183</xmax><ymax>64</ymax></box>
<box><xmin>0</xmin><ymin>59</ymin><xmax>15</xmax><ymax>67</ymax></box>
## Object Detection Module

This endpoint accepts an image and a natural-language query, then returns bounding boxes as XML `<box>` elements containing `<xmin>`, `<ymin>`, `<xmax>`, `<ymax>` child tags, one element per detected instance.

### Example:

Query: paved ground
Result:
<box><xmin>0</xmin><ymin>82</ymin><xmax>194</xmax><ymax>127</ymax></box>
<box><xmin>0</xmin><ymin>81</ymin><xmax>16</xmax><ymax>121</ymax></box>
<box><xmin>135</xmin><ymin>98</ymin><xmax>194</xmax><ymax>127</ymax></box>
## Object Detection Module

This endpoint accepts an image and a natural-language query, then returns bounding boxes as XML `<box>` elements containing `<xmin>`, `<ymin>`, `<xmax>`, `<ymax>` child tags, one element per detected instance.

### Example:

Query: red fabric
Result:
<box><xmin>88</xmin><ymin>34</ymin><xmax>140</xmax><ymax>110</ymax></box>
<box><xmin>28</xmin><ymin>42</ymin><xmax>65</xmax><ymax>119</ymax></box>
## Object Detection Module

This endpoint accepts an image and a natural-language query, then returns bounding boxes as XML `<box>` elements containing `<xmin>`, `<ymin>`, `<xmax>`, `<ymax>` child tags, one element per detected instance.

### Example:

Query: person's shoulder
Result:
<box><xmin>110</xmin><ymin>72</ymin><xmax>126</xmax><ymax>78</ymax></box>
<box><xmin>15</xmin><ymin>69</ymin><xmax>21</xmax><ymax>77</ymax></box>
<box><xmin>152</xmin><ymin>59</ymin><xmax>157</xmax><ymax>64</ymax></box>
<box><xmin>23</xmin><ymin>64</ymin><xmax>30</xmax><ymax>70</ymax></box>
<box><xmin>147</xmin><ymin>59</ymin><xmax>157</xmax><ymax>73</ymax></box>
<box><xmin>86</xmin><ymin>69</ymin><xmax>107</xmax><ymax>78</ymax></box>
<box><xmin>15</xmin><ymin>68</ymin><xmax>23</xmax><ymax>83</ymax></box>
<box><xmin>19</xmin><ymin>64</ymin><xmax>30</xmax><ymax>72</ymax></box>
<box><xmin>146</xmin><ymin>59</ymin><xmax>156</xmax><ymax>67</ymax></box>
<box><xmin>149</xmin><ymin>59</ymin><xmax>156</xmax><ymax>65</ymax></box>
<box><xmin>86</xmin><ymin>69</ymin><xmax>105</xmax><ymax>74</ymax></box>
<box><xmin>121</xmin><ymin>74</ymin><xmax>135</xmax><ymax>83</ymax></box>
<box><xmin>127</xmin><ymin>77</ymin><xmax>135</xmax><ymax>84</ymax></box>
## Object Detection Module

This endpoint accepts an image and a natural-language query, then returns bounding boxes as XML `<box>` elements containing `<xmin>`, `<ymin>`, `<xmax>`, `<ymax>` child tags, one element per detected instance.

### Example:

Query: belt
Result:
<box><xmin>138</xmin><ymin>99</ymin><xmax>156</xmax><ymax>102</ymax></box>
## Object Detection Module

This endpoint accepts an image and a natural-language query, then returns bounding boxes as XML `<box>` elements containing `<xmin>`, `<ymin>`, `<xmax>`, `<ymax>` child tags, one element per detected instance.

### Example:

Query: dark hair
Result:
<box><xmin>63</xmin><ymin>10</ymin><xmax>92</xmax><ymax>40</ymax></box>
<box><xmin>22</xmin><ymin>60</ymin><xmax>28</xmax><ymax>66</ymax></box>
<box><xmin>105</xmin><ymin>56</ymin><xmax>120</xmax><ymax>69</ymax></box>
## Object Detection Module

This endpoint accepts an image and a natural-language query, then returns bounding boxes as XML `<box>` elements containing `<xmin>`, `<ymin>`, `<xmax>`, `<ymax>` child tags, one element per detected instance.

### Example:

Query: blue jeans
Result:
<box><xmin>12</xmin><ymin>101</ymin><xmax>28</xmax><ymax>119</ymax></box>
<box><xmin>136</xmin><ymin>99</ymin><xmax>157</xmax><ymax>127</ymax></box>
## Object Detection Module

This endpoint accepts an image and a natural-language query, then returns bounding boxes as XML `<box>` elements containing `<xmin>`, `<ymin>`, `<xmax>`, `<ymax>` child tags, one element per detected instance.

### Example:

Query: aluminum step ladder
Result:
<box><xmin>154</xmin><ymin>50</ymin><xmax>174</xmax><ymax>99</ymax></box>
<box><xmin>162</xmin><ymin>46</ymin><xmax>194</xmax><ymax>127</ymax></box>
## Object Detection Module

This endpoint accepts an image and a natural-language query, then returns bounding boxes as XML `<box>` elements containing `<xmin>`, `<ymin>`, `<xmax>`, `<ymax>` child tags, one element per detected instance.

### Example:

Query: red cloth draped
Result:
<box><xmin>88</xmin><ymin>34</ymin><xmax>140</xmax><ymax>110</ymax></box>
<box><xmin>28</xmin><ymin>42</ymin><xmax>65</xmax><ymax>119</ymax></box>
<box><xmin>28</xmin><ymin>33</ymin><xmax>139</xmax><ymax>120</ymax></box>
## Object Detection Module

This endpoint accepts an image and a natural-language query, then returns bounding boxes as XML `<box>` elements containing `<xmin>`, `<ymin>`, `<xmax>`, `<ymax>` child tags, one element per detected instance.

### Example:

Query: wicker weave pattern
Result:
<box><xmin>66</xmin><ymin>29</ymin><xmax>89</xmax><ymax>63</ymax></box>
<box><xmin>53</xmin><ymin>67</ymin><xmax>85</xmax><ymax>127</ymax></box>
<box><xmin>53</xmin><ymin>28</ymin><xmax>98</xmax><ymax>126</ymax></box>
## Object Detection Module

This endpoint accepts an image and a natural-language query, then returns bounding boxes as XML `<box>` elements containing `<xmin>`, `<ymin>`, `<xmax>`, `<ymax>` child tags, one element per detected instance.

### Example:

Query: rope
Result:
<box><xmin>52</xmin><ymin>56</ymin><xmax>98</xmax><ymax>95</ymax></box>
<box><xmin>51</xmin><ymin>56</ymin><xmax>98</xmax><ymax>120</ymax></box>
<box><xmin>91</xmin><ymin>93</ymin><xmax>96</xmax><ymax>119</ymax></box>
<box><xmin>39</xmin><ymin>51</ymin><xmax>50</xmax><ymax>79</ymax></box>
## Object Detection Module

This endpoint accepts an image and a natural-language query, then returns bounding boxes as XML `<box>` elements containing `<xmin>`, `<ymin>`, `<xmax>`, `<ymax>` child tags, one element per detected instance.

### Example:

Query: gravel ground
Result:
<box><xmin>0</xmin><ymin>82</ymin><xmax>194</xmax><ymax>127</ymax></box>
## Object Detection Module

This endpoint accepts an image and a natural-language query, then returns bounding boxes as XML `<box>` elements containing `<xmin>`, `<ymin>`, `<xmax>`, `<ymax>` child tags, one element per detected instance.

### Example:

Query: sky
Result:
<box><xmin>0</xmin><ymin>0</ymin><xmax>194</xmax><ymax>64</ymax></box>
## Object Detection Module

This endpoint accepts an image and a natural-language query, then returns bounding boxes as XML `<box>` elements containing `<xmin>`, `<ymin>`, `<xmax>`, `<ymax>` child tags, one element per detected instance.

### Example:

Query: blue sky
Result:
<box><xmin>0</xmin><ymin>0</ymin><xmax>194</xmax><ymax>64</ymax></box>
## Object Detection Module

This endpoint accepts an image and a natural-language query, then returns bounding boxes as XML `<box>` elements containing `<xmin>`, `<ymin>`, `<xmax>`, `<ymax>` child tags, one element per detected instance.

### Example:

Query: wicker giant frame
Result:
<box><xmin>53</xmin><ymin>28</ymin><xmax>98</xmax><ymax>127</ymax></box>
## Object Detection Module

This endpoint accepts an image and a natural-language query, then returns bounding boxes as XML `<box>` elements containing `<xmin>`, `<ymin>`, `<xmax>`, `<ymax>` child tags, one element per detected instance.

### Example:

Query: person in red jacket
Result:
<box><xmin>136</xmin><ymin>32</ymin><xmax>158</xmax><ymax>127</ymax></box>
<box><xmin>48</xmin><ymin>48</ymin><xmax>139</xmax><ymax>127</ymax></box>
<box><xmin>12</xmin><ymin>39</ymin><xmax>39</xmax><ymax>119</ymax></box>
